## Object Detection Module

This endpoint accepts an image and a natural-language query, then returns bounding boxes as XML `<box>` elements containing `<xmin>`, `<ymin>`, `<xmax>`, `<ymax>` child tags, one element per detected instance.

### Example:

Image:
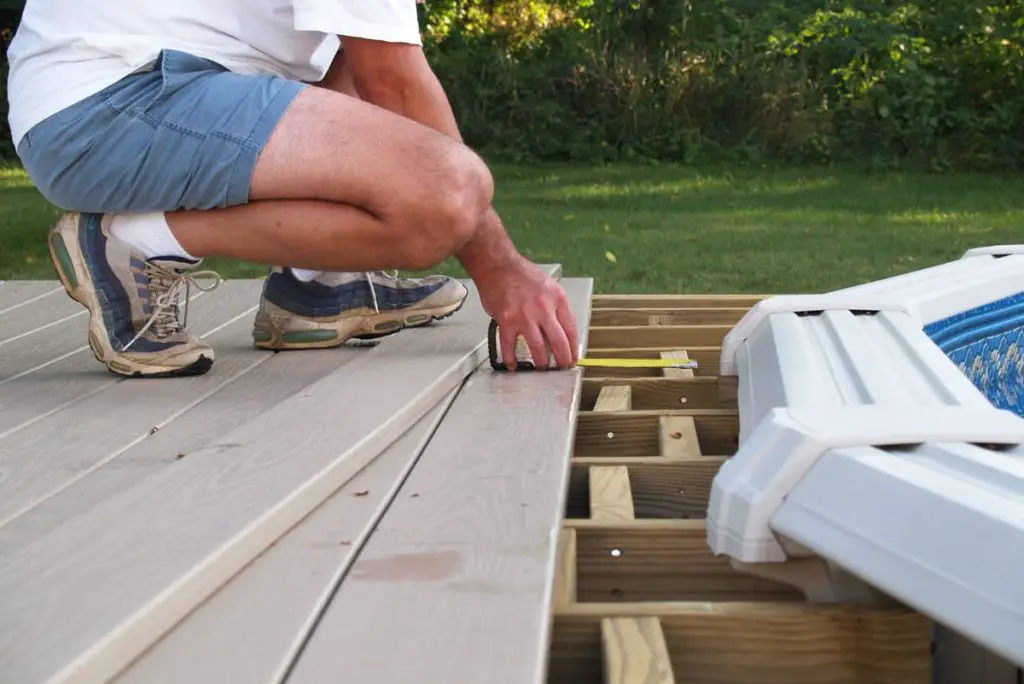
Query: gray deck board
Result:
<box><xmin>0</xmin><ymin>325</ymin><xmax>363</xmax><ymax>554</ymax></box>
<box><xmin>0</xmin><ymin>280</ymin><xmax>258</xmax><ymax>440</ymax></box>
<box><xmin>0</xmin><ymin>281</ymin><xmax>62</xmax><ymax>316</ymax></box>
<box><xmin>0</xmin><ymin>286</ymin><xmax>82</xmax><ymax>346</ymax></box>
<box><xmin>0</xmin><ymin>281</ymin><xmax>499</xmax><ymax>684</ymax></box>
<box><xmin>0</xmin><ymin>280</ymin><xmax>264</xmax><ymax>526</ymax></box>
<box><xmin>287</xmin><ymin>277</ymin><xmax>593</xmax><ymax>684</ymax></box>
<box><xmin>0</xmin><ymin>281</ymin><xmax>218</xmax><ymax>388</ymax></box>
<box><xmin>115</xmin><ymin>387</ymin><xmax>460</xmax><ymax>684</ymax></box>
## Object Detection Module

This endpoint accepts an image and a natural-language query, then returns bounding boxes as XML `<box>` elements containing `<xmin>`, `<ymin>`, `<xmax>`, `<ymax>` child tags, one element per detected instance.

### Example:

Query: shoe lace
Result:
<box><xmin>363</xmin><ymin>270</ymin><xmax>401</xmax><ymax>314</ymax></box>
<box><xmin>124</xmin><ymin>263</ymin><xmax>222</xmax><ymax>350</ymax></box>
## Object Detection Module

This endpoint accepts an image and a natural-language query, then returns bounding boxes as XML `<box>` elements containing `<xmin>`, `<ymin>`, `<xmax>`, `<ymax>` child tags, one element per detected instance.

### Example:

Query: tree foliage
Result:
<box><xmin>2</xmin><ymin>1</ymin><xmax>1022</xmax><ymax>169</ymax></box>
<box><xmin>420</xmin><ymin>0</ymin><xmax>1023</xmax><ymax>169</ymax></box>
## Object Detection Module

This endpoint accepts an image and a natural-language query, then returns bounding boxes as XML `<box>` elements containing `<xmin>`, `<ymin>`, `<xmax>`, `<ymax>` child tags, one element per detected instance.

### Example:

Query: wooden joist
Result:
<box><xmin>589</xmin><ymin>466</ymin><xmax>635</xmax><ymax>522</ymax></box>
<box><xmin>601</xmin><ymin>616</ymin><xmax>676</xmax><ymax>684</ymax></box>
<box><xmin>590</xmin><ymin>307</ymin><xmax>748</xmax><ymax>327</ymax></box>
<box><xmin>552</xmin><ymin>605</ymin><xmax>932</xmax><ymax>684</ymax></box>
<box><xmin>591</xmin><ymin>294</ymin><xmax>767</xmax><ymax>309</ymax></box>
<box><xmin>574</xmin><ymin>410</ymin><xmax>737</xmax><ymax>458</ymax></box>
<box><xmin>555</xmin><ymin>529</ymin><xmax>579</xmax><ymax>611</ymax></box>
<box><xmin>583</xmin><ymin>347</ymin><xmax>721</xmax><ymax>377</ymax></box>
<box><xmin>588</xmin><ymin>325</ymin><xmax>732</xmax><ymax>350</ymax></box>
<box><xmin>594</xmin><ymin>385</ymin><xmax>633</xmax><ymax>411</ymax></box>
<box><xmin>581</xmin><ymin>377</ymin><xmax>734</xmax><ymax>411</ymax></box>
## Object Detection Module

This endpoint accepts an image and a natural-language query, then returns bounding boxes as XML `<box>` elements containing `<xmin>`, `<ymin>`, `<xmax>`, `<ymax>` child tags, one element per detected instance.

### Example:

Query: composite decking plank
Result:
<box><xmin>0</xmin><ymin>331</ymin><xmax>362</xmax><ymax>553</ymax></box>
<box><xmin>0</xmin><ymin>281</ymin><xmax>63</xmax><ymax>316</ymax></box>
<box><xmin>0</xmin><ymin>279</ymin><xmax>260</xmax><ymax>438</ymax></box>
<box><xmin>0</xmin><ymin>286</ymin><xmax>83</xmax><ymax>346</ymax></box>
<box><xmin>0</xmin><ymin>280</ymin><xmax>218</xmax><ymax>386</ymax></box>
<box><xmin>115</xmin><ymin>387</ymin><xmax>459</xmax><ymax>684</ymax></box>
<box><xmin>0</xmin><ymin>281</ymin><xmax>497</xmax><ymax>684</ymax></box>
<box><xmin>0</xmin><ymin>281</ymin><xmax>266</xmax><ymax>525</ymax></box>
<box><xmin>286</xmin><ymin>278</ymin><xmax>594</xmax><ymax>684</ymax></box>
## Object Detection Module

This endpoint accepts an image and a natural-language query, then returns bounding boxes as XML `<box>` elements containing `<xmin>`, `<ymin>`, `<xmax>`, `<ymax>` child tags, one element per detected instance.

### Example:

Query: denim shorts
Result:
<box><xmin>17</xmin><ymin>49</ymin><xmax>307</xmax><ymax>213</ymax></box>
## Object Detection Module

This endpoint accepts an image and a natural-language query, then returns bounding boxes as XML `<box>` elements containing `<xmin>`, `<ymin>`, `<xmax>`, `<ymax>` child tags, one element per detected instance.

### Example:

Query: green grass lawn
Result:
<box><xmin>2</xmin><ymin>164</ymin><xmax>1022</xmax><ymax>293</ymax></box>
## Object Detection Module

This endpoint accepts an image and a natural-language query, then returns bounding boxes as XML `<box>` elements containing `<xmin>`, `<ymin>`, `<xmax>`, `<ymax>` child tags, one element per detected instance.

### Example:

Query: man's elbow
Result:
<box><xmin>344</xmin><ymin>40</ymin><xmax>431</xmax><ymax>108</ymax></box>
<box><xmin>352</xmin><ymin>67</ymin><xmax>410</xmax><ymax>107</ymax></box>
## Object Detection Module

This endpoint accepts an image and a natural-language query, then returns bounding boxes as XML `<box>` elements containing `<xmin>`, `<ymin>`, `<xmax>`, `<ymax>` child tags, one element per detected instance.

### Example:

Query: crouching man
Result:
<box><xmin>5</xmin><ymin>0</ymin><xmax>579</xmax><ymax>377</ymax></box>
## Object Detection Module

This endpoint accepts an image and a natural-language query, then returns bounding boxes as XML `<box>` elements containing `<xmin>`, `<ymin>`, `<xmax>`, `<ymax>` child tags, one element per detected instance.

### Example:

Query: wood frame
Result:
<box><xmin>548</xmin><ymin>294</ymin><xmax>935</xmax><ymax>684</ymax></box>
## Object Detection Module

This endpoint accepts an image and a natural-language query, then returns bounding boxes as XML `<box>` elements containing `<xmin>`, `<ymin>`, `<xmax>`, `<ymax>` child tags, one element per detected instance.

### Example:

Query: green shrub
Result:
<box><xmin>1</xmin><ymin>0</ymin><xmax>1021</xmax><ymax>170</ymax></box>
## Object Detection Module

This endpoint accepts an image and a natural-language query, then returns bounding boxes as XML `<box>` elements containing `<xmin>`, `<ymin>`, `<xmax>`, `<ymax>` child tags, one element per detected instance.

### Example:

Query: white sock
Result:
<box><xmin>291</xmin><ymin>268</ymin><xmax>324</xmax><ymax>282</ymax></box>
<box><xmin>109</xmin><ymin>212</ymin><xmax>197</xmax><ymax>261</ymax></box>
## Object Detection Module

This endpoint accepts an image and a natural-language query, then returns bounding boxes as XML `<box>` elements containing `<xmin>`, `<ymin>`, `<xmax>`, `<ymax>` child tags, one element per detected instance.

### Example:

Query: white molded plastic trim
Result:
<box><xmin>962</xmin><ymin>244</ymin><xmax>1024</xmax><ymax>258</ymax></box>
<box><xmin>708</xmin><ymin>245</ymin><xmax>1024</xmax><ymax>668</ymax></box>
<box><xmin>772</xmin><ymin>441</ymin><xmax>1024</xmax><ymax>666</ymax></box>
<box><xmin>706</xmin><ymin>405</ymin><xmax>1024</xmax><ymax>562</ymax></box>
<box><xmin>719</xmin><ymin>295</ymin><xmax>912</xmax><ymax>377</ymax></box>
<box><xmin>720</xmin><ymin>249</ymin><xmax>1024</xmax><ymax>376</ymax></box>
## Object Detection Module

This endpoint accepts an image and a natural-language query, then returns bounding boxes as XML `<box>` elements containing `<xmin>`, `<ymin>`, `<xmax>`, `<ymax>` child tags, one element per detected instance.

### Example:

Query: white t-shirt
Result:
<box><xmin>5</xmin><ymin>0</ymin><xmax>422</xmax><ymax>148</ymax></box>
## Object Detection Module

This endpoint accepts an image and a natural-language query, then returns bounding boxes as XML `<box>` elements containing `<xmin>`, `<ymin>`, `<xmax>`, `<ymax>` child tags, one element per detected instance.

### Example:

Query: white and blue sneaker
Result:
<box><xmin>46</xmin><ymin>212</ymin><xmax>220</xmax><ymax>377</ymax></box>
<box><xmin>251</xmin><ymin>267</ymin><xmax>469</xmax><ymax>350</ymax></box>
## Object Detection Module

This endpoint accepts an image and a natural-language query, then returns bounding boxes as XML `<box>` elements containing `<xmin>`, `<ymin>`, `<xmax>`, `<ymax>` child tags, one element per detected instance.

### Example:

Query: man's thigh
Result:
<box><xmin>18</xmin><ymin>49</ymin><xmax>306</xmax><ymax>214</ymax></box>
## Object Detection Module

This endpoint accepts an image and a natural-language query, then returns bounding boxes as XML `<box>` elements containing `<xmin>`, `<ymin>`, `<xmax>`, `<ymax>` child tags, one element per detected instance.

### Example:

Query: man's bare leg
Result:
<box><xmin>167</xmin><ymin>86</ymin><xmax>492</xmax><ymax>272</ymax></box>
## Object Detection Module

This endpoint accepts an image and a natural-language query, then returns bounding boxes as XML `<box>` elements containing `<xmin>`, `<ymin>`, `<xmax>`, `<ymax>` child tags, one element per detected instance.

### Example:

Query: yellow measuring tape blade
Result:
<box><xmin>577</xmin><ymin>358</ymin><xmax>698</xmax><ymax>369</ymax></box>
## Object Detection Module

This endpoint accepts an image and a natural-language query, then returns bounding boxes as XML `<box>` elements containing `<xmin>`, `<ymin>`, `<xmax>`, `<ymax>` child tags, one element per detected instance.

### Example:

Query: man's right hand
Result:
<box><xmin>476</xmin><ymin>256</ymin><xmax>580</xmax><ymax>371</ymax></box>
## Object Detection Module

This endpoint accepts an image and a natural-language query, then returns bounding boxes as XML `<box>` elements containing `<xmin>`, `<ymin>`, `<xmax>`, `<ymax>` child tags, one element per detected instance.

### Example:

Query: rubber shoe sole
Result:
<box><xmin>252</xmin><ymin>297</ymin><xmax>468</xmax><ymax>351</ymax></box>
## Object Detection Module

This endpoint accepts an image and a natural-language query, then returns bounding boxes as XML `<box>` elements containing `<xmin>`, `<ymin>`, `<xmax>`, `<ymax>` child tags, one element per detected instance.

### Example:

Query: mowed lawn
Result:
<box><xmin>2</xmin><ymin>164</ymin><xmax>1022</xmax><ymax>293</ymax></box>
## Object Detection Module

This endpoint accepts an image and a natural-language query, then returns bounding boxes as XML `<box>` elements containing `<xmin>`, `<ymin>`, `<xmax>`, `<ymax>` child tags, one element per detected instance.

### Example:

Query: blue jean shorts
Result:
<box><xmin>17</xmin><ymin>49</ymin><xmax>307</xmax><ymax>213</ymax></box>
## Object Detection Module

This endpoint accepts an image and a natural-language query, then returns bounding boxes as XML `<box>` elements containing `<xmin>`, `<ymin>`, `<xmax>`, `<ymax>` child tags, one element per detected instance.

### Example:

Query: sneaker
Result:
<box><xmin>251</xmin><ymin>268</ymin><xmax>469</xmax><ymax>350</ymax></box>
<box><xmin>46</xmin><ymin>212</ymin><xmax>221</xmax><ymax>377</ymax></box>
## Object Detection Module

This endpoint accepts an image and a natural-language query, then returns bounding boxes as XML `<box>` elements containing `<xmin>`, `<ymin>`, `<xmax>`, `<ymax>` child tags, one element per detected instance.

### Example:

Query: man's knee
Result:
<box><xmin>398</xmin><ymin>146</ymin><xmax>493</xmax><ymax>270</ymax></box>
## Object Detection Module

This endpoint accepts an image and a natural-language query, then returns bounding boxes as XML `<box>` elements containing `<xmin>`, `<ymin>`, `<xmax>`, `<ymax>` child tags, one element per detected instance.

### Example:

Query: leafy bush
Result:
<box><xmin>1</xmin><ymin>0</ymin><xmax>1021</xmax><ymax>170</ymax></box>
<box><xmin>423</xmin><ymin>0</ymin><xmax>1024</xmax><ymax>170</ymax></box>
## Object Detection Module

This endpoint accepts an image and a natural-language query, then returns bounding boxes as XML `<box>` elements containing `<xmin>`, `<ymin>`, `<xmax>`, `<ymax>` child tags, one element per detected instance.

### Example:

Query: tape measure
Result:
<box><xmin>487</xmin><ymin>320</ymin><xmax>699</xmax><ymax>371</ymax></box>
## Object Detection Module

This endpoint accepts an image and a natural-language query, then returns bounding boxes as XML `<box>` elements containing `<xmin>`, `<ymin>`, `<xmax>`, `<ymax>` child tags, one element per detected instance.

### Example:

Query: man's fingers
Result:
<box><xmin>500</xmin><ymin>323</ymin><xmax>519</xmax><ymax>372</ymax></box>
<box><xmin>521</xmin><ymin>322</ymin><xmax>550</xmax><ymax>370</ymax></box>
<box><xmin>542</xmin><ymin>314</ymin><xmax>574</xmax><ymax>369</ymax></box>
<box><xmin>555</xmin><ymin>298</ymin><xmax>580</xmax><ymax>364</ymax></box>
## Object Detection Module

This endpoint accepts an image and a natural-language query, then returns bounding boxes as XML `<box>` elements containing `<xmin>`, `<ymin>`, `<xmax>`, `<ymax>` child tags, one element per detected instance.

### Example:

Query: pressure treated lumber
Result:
<box><xmin>554</xmin><ymin>528</ymin><xmax>579</xmax><ymax>611</ymax></box>
<box><xmin>115</xmin><ymin>389</ymin><xmax>459</xmax><ymax>684</ymax></box>
<box><xmin>659</xmin><ymin>350</ymin><xmax>693</xmax><ymax>379</ymax></box>
<box><xmin>594</xmin><ymin>385</ymin><xmax>632</xmax><ymax>412</ymax></box>
<box><xmin>657</xmin><ymin>416</ymin><xmax>701</xmax><ymax>460</ymax></box>
<box><xmin>581</xmin><ymin>378</ymin><xmax>734</xmax><ymax>411</ymax></box>
<box><xmin>591</xmin><ymin>294</ymin><xmax>766</xmax><ymax>309</ymax></box>
<box><xmin>582</xmin><ymin>347</ymin><xmax>720</xmax><ymax>378</ymax></box>
<box><xmin>566</xmin><ymin>459</ymin><xmax>726</xmax><ymax>520</ymax></box>
<box><xmin>590</xmin><ymin>308</ymin><xmax>748</xmax><ymax>327</ymax></box>
<box><xmin>601</xmin><ymin>617</ymin><xmax>676</xmax><ymax>684</ymax></box>
<box><xmin>0</xmin><ymin>280</ymin><xmax>498</xmax><ymax>684</ymax></box>
<box><xmin>564</xmin><ymin>519</ymin><xmax>800</xmax><ymax>602</ymax></box>
<box><xmin>551</xmin><ymin>604</ymin><xmax>932</xmax><ymax>684</ymax></box>
<box><xmin>588</xmin><ymin>325</ymin><xmax>732</xmax><ymax>349</ymax></box>
<box><xmin>589</xmin><ymin>466</ymin><xmax>635</xmax><ymax>522</ymax></box>
<box><xmin>286</xmin><ymin>278</ymin><xmax>594</xmax><ymax>684</ymax></box>
<box><xmin>574</xmin><ymin>410</ymin><xmax>737</xmax><ymax>457</ymax></box>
